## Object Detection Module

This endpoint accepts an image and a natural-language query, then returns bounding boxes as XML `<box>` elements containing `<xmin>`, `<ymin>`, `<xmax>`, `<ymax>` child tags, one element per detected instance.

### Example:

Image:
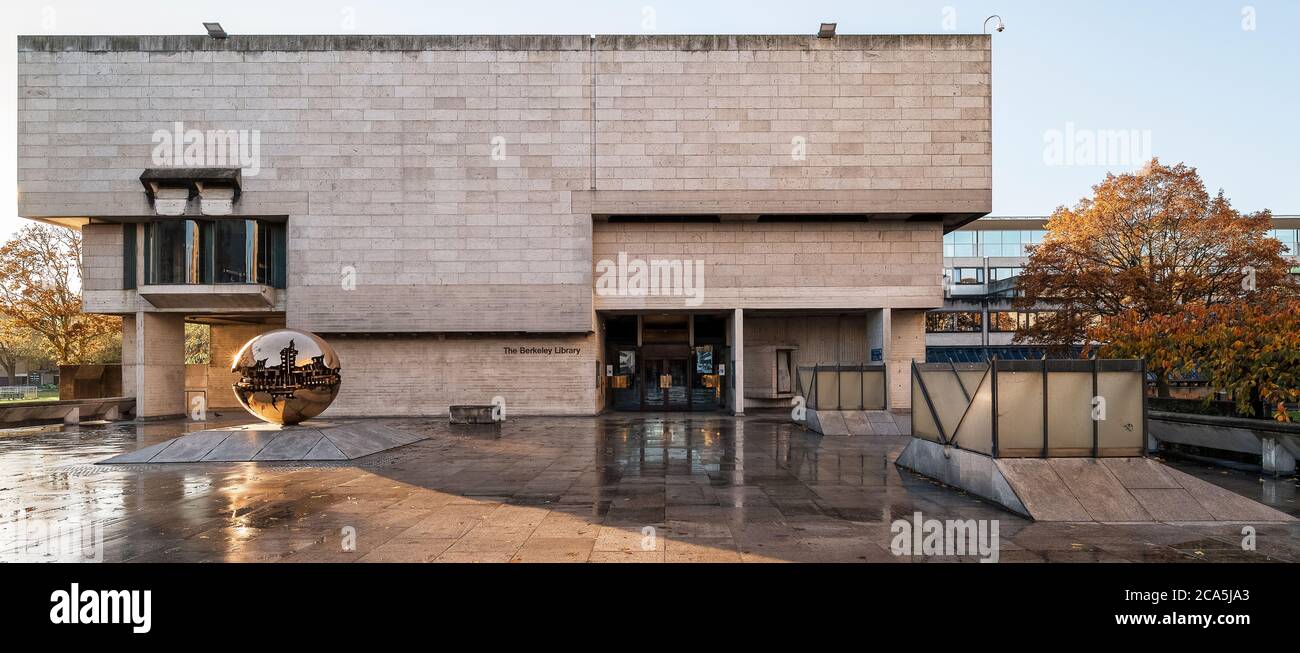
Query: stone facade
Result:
<box><xmin>593</xmin><ymin>219</ymin><xmax>941</xmax><ymax>311</ymax></box>
<box><xmin>17</xmin><ymin>33</ymin><xmax>990</xmax><ymax>418</ymax></box>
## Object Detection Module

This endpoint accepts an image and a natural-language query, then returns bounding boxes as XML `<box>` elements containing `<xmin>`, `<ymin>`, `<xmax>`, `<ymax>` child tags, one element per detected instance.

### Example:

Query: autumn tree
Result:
<box><xmin>0</xmin><ymin>224</ymin><xmax>120</xmax><ymax>363</ymax></box>
<box><xmin>1014</xmin><ymin>159</ymin><xmax>1294</xmax><ymax>395</ymax></box>
<box><xmin>0</xmin><ymin>318</ymin><xmax>47</xmax><ymax>384</ymax></box>
<box><xmin>1094</xmin><ymin>291</ymin><xmax>1300</xmax><ymax>421</ymax></box>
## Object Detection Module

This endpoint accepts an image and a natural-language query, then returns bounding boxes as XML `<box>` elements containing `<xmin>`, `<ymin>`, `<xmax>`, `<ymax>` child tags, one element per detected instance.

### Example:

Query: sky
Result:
<box><xmin>4</xmin><ymin>0</ymin><xmax>1298</xmax><ymax>239</ymax></box>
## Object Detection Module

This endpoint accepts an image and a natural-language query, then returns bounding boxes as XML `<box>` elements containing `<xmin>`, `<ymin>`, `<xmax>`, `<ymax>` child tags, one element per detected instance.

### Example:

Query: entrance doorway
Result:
<box><xmin>603</xmin><ymin>313</ymin><xmax>729</xmax><ymax>412</ymax></box>
<box><xmin>644</xmin><ymin>358</ymin><xmax>689</xmax><ymax>410</ymax></box>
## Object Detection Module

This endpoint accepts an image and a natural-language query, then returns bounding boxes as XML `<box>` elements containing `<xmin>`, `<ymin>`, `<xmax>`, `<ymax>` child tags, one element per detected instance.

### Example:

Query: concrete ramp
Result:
<box><xmin>896</xmin><ymin>438</ymin><xmax>1294</xmax><ymax>522</ymax></box>
<box><xmin>803</xmin><ymin>409</ymin><xmax>903</xmax><ymax>436</ymax></box>
<box><xmin>806</xmin><ymin>409</ymin><xmax>849</xmax><ymax>435</ymax></box>
<box><xmin>98</xmin><ymin>421</ymin><xmax>427</xmax><ymax>464</ymax></box>
<box><xmin>997</xmin><ymin>457</ymin><xmax>1293</xmax><ymax>522</ymax></box>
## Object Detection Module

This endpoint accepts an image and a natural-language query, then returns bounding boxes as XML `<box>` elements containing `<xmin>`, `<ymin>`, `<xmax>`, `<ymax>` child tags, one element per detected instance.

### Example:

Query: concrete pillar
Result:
<box><xmin>125</xmin><ymin>311</ymin><xmax>186</xmax><ymax>420</ymax></box>
<box><xmin>867</xmin><ymin>308</ymin><xmax>888</xmax><ymax>406</ymax></box>
<box><xmin>62</xmin><ymin>407</ymin><xmax>79</xmax><ymax>425</ymax></box>
<box><xmin>887</xmin><ymin>309</ymin><xmax>925</xmax><ymax>411</ymax></box>
<box><xmin>121</xmin><ymin>314</ymin><xmax>138</xmax><ymax>400</ymax></box>
<box><xmin>731</xmin><ymin>308</ymin><xmax>745</xmax><ymax>416</ymax></box>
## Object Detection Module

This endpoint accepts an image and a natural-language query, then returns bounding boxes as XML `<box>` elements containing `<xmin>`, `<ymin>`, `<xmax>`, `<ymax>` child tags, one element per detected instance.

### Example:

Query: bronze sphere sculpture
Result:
<box><xmin>230</xmin><ymin>328</ymin><xmax>342</xmax><ymax>425</ymax></box>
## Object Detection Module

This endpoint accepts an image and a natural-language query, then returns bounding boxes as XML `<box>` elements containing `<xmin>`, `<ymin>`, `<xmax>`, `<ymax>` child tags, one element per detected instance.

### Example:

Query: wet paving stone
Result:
<box><xmin>0</xmin><ymin>413</ymin><xmax>1296</xmax><ymax>562</ymax></box>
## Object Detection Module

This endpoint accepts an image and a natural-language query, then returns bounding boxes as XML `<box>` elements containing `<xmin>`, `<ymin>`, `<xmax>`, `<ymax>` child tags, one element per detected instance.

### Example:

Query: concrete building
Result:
<box><xmin>926</xmin><ymin>215</ymin><xmax>1300</xmax><ymax>362</ymax></box>
<box><xmin>17</xmin><ymin>31</ymin><xmax>991</xmax><ymax>418</ymax></box>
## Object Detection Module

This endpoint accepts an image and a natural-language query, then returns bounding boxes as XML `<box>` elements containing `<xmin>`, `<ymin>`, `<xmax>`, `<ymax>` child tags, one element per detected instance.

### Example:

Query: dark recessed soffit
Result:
<box><xmin>600</xmin><ymin>212</ymin><xmax>985</xmax><ymax>231</ymax></box>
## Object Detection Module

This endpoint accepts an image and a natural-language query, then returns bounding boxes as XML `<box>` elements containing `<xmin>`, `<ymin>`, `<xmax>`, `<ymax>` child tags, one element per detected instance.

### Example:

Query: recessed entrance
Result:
<box><xmin>644</xmin><ymin>357</ymin><xmax>688</xmax><ymax>410</ymax></box>
<box><xmin>603</xmin><ymin>313</ymin><xmax>728</xmax><ymax>412</ymax></box>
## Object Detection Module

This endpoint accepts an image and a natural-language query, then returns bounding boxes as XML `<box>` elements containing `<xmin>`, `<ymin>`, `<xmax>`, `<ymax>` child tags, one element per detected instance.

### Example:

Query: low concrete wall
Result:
<box><xmin>58</xmin><ymin>364</ymin><xmax>123</xmax><ymax>399</ymax></box>
<box><xmin>894</xmin><ymin>437</ymin><xmax>1029</xmax><ymax>517</ymax></box>
<box><xmin>1149</xmin><ymin>411</ymin><xmax>1299</xmax><ymax>474</ymax></box>
<box><xmin>0</xmin><ymin>397</ymin><xmax>135</xmax><ymax>427</ymax></box>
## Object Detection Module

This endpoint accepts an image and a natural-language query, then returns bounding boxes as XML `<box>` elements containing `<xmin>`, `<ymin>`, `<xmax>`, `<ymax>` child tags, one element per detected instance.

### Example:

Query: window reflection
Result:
<box><xmin>144</xmin><ymin>219</ymin><xmax>286</xmax><ymax>288</ymax></box>
<box><xmin>925</xmin><ymin>311</ymin><xmax>983</xmax><ymax>333</ymax></box>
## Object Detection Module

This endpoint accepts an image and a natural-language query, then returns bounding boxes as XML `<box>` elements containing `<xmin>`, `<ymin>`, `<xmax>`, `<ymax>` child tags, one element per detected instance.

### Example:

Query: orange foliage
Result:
<box><xmin>1016</xmin><ymin>159</ymin><xmax>1292</xmax><ymax>353</ymax></box>
<box><xmin>1092</xmin><ymin>291</ymin><xmax>1300</xmax><ymax>421</ymax></box>
<box><xmin>0</xmin><ymin>224</ymin><xmax>120</xmax><ymax>364</ymax></box>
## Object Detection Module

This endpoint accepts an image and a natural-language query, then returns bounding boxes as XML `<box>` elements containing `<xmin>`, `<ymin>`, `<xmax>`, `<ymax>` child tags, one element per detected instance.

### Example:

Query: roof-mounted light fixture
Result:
<box><xmin>818</xmin><ymin>22</ymin><xmax>837</xmax><ymax>38</ymax></box>
<box><xmin>983</xmin><ymin>15</ymin><xmax>1005</xmax><ymax>33</ymax></box>
<box><xmin>203</xmin><ymin>22</ymin><xmax>228</xmax><ymax>39</ymax></box>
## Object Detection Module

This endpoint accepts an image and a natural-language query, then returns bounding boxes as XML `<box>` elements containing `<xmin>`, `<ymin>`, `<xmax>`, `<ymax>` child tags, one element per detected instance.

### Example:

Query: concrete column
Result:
<box><xmin>127</xmin><ymin>311</ymin><xmax>186</xmax><ymax>419</ymax></box>
<box><xmin>888</xmin><ymin>308</ymin><xmax>925</xmax><ymax>411</ymax></box>
<box><xmin>731</xmin><ymin>308</ymin><xmax>745</xmax><ymax>416</ymax></box>
<box><xmin>867</xmin><ymin>308</ymin><xmax>889</xmax><ymax>408</ymax></box>
<box><xmin>121</xmin><ymin>314</ymin><xmax>137</xmax><ymax>400</ymax></box>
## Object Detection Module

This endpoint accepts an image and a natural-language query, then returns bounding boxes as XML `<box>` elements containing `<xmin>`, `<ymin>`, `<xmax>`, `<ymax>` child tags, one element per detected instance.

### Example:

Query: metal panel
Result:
<box><xmin>1046</xmin><ymin>371</ymin><xmax>1095</xmax><ymax>456</ymax></box>
<box><xmin>951</xmin><ymin>370</ymin><xmax>994</xmax><ymax>455</ymax></box>
<box><xmin>1097</xmin><ymin>371</ymin><xmax>1145</xmax><ymax>456</ymax></box>
<box><xmin>995</xmin><ymin>370</ymin><xmax>1046</xmax><ymax>457</ymax></box>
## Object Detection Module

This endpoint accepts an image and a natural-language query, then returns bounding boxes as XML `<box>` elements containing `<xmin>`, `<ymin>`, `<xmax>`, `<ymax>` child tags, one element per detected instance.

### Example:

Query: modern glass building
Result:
<box><xmin>926</xmin><ymin>215</ymin><xmax>1300</xmax><ymax>362</ymax></box>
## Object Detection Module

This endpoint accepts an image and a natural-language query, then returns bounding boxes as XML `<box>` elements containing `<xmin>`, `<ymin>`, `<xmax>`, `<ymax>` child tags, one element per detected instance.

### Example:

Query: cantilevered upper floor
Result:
<box><xmin>18</xmin><ymin>31</ymin><xmax>991</xmax><ymax>332</ymax></box>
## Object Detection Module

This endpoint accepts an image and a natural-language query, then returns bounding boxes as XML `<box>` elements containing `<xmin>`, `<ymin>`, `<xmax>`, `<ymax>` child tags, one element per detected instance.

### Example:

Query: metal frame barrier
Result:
<box><xmin>795</xmin><ymin>363</ymin><xmax>888</xmax><ymax>411</ymax></box>
<box><xmin>910</xmin><ymin>357</ymin><xmax>1147</xmax><ymax>458</ymax></box>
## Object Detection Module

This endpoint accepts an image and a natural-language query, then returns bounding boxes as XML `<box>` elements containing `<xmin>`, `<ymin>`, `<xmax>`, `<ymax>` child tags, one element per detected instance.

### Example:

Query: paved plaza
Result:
<box><xmin>1</xmin><ymin>414</ymin><xmax>1296</xmax><ymax>562</ymax></box>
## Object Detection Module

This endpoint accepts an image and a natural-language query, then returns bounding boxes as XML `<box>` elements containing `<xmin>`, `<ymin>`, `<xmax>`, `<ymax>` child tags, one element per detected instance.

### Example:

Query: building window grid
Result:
<box><xmin>944</xmin><ymin>229</ymin><xmax>1045</xmax><ymax>258</ymax></box>
<box><xmin>1268</xmin><ymin>228</ymin><xmax>1298</xmax><ymax>256</ymax></box>
<box><xmin>144</xmin><ymin>219</ymin><xmax>287</xmax><ymax>288</ymax></box>
<box><xmin>926</xmin><ymin>311</ymin><xmax>984</xmax><ymax>333</ymax></box>
<box><xmin>947</xmin><ymin>267</ymin><xmax>985</xmax><ymax>284</ymax></box>
<box><xmin>988</xmin><ymin>310</ymin><xmax>1057</xmax><ymax>333</ymax></box>
<box><xmin>988</xmin><ymin>266</ymin><xmax>1022</xmax><ymax>282</ymax></box>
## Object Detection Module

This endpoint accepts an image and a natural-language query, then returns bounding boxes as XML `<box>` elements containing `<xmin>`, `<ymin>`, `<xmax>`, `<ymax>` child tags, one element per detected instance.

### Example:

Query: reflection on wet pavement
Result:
<box><xmin>1</xmin><ymin>414</ymin><xmax>1296</xmax><ymax>562</ymax></box>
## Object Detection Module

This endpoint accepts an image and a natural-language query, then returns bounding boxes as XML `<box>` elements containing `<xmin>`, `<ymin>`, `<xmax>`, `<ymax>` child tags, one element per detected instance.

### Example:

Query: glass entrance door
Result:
<box><xmin>643</xmin><ymin>358</ymin><xmax>690</xmax><ymax>410</ymax></box>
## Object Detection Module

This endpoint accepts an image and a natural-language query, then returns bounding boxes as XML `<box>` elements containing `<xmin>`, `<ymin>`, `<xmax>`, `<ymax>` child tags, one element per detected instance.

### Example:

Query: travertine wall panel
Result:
<box><xmin>81</xmin><ymin>224</ymin><xmax>124</xmax><ymax>291</ymax></box>
<box><xmin>592</xmin><ymin>220</ymin><xmax>942</xmax><ymax>310</ymax></box>
<box><xmin>323</xmin><ymin>333</ymin><xmax>599</xmax><ymax>417</ymax></box>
